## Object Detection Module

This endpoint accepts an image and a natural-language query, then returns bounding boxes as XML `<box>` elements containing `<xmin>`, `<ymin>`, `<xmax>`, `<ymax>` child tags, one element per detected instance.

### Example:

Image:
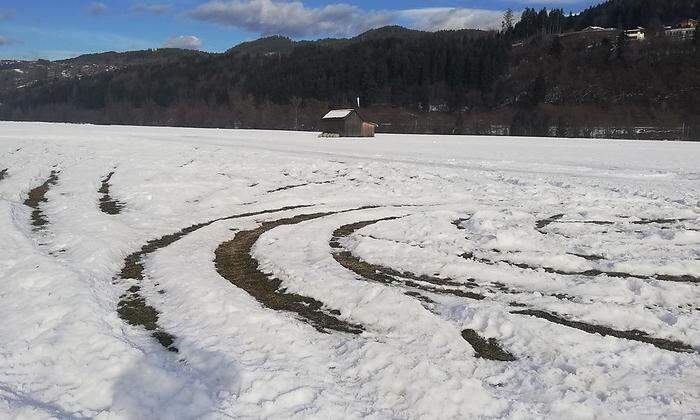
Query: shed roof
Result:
<box><xmin>322</xmin><ymin>109</ymin><xmax>354</xmax><ymax>119</ymax></box>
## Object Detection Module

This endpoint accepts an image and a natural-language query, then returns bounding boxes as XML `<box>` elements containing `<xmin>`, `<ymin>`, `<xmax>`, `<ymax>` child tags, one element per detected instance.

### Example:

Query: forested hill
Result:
<box><xmin>1</xmin><ymin>0</ymin><xmax>699</xmax><ymax>140</ymax></box>
<box><xmin>511</xmin><ymin>0</ymin><xmax>700</xmax><ymax>39</ymax></box>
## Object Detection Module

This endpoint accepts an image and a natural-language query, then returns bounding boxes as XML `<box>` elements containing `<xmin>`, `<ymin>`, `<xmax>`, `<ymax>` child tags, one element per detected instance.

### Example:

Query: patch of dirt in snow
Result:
<box><xmin>0</xmin><ymin>168</ymin><xmax>7</xmax><ymax>181</ymax></box>
<box><xmin>98</xmin><ymin>171</ymin><xmax>125</xmax><ymax>215</ymax></box>
<box><xmin>215</xmin><ymin>211</ymin><xmax>366</xmax><ymax>335</ymax></box>
<box><xmin>331</xmin><ymin>218</ymin><xmax>485</xmax><ymax>300</ymax></box>
<box><xmin>266</xmin><ymin>180</ymin><xmax>334</xmax><ymax>193</ymax></box>
<box><xmin>117</xmin><ymin>205</ymin><xmax>316</xmax><ymax>352</ymax></box>
<box><xmin>333</xmin><ymin>216</ymin><xmax>697</xmax><ymax>354</ymax></box>
<box><xmin>23</xmin><ymin>170</ymin><xmax>59</xmax><ymax>229</ymax></box>
<box><xmin>512</xmin><ymin>309</ymin><xmax>695</xmax><ymax>353</ymax></box>
<box><xmin>461</xmin><ymin>244</ymin><xmax>699</xmax><ymax>283</ymax></box>
<box><xmin>460</xmin><ymin>329</ymin><xmax>516</xmax><ymax>361</ymax></box>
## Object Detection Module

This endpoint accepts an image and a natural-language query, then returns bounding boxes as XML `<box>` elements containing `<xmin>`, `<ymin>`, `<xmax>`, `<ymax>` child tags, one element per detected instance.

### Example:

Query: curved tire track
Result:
<box><xmin>329</xmin><ymin>218</ymin><xmax>520</xmax><ymax>361</ymax></box>
<box><xmin>331</xmin><ymin>216</ymin><xmax>696</xmax><ymax>353</ymax></box>
<box><xmin>117</xmin><ymin>204</ymin><xmax>316</xmax><ymax>352</ymax></box>
<box><xmin>331</xmin><ymin>218</ymin><xmax>486</xmax><ymax>300</ymax></box>
<box><xmin>513</xmin><ymin>310</ymin><xmax>694</xmax><ymax>353</ymax></box>
<box><xmin>214</xmin><ymin>211</ymin><xmax>393</xmax><ymax>335</ymax></box>
<box><xmin>466</xmin><ymin>217</ymin><xmax>699</xmax><ymax>283</ymax></box>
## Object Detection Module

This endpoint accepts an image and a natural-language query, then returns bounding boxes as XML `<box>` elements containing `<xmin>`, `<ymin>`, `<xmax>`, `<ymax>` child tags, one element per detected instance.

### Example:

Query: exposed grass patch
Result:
<box><xmin>331</xmin><ymin>218</ymin><xmax>485</xmax><ymax>300</ymax></box>
<box><xmin>215</xmin><ymin>211</ymin><xmax>365</xmax><ymax>334</ymax></box>
<box><xmin>461</xmin><ymin>329</ymin><xmax>516</xmax><ymax>361</ymax></box>
<box><xmin>116</xmin><ymin>204</ymin><xmax>316</xmax><ymax>351</ymax></box>
<box><xmin>512</xmin><ymin>309</ymin><xmax>695</xmax><ymax>353</ymax></box>
<box><xmin>24</xmin><ymin>170</ymin><xmax>59</xmax><ymax>229</ymax></box>
<box><xmin>99</xmin><ymin>171</ymin><xmax>125</xmax><ymax>215</ymax></box>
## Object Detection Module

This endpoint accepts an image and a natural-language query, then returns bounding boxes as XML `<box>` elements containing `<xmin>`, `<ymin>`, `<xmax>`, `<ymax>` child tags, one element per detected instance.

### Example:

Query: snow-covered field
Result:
<box><xmin>0</xmin><ymin>121</ymin><xmax>698</xmax><ymax>419</ymax></box>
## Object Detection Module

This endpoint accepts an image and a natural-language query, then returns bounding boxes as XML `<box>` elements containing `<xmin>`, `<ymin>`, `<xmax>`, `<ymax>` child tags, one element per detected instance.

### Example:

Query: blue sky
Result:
<box><xmin>0</xmin><ymin>0</ymin><xmax>603</xmax><ymax>60</ymax></box>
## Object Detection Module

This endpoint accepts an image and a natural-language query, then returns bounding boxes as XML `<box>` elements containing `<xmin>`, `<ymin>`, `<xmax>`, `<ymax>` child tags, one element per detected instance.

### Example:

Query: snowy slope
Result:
<box><xmin>0</xmin><ymin>122</ymin><xmax>698</xmax><ymax>419</ymax></box>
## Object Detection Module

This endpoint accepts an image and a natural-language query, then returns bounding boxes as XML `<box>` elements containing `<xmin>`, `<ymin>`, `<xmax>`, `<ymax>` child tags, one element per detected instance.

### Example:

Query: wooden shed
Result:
<box><xmin>320</xmin><ymin>109</ymin><xmax>376</xmax><ymax>137</ymax></box>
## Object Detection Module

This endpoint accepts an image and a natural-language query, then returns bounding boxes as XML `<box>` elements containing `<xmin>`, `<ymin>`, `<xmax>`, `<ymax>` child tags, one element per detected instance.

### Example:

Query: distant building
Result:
<box><xmin>625</xmin><ymin>27</ymin><xmax>645</xmax><ymax>41</ymax></box>
<box><xmin>320</xmin><ymin>109</ymin><xmax>376</xmax><ymax>137</ymax></box>
<box><xmin>665</xmin><ymin>19</ymin><xmax>697</xmax><ymax>41</ymax></box>
<box><xmin>679</xmin><ymin>18</ymin><xmax>697</xmax><ymax>29</ymax></box>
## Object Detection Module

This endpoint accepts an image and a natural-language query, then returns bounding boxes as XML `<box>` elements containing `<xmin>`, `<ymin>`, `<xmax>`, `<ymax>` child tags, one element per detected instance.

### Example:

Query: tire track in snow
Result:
<box><xmin>98</xmin><ymin>171</ymin><xmax>125</xmax><ymax>215</ymax></box>
<box><xmin>215</xmin><ymin>210</ymin><xmax>377</xmax><ymax>335</ymax></box>
<box><xmin>464</xmin><ymin>216</ymin><xmax>700</xmax><ymax>283</ymax></box>
<box><xmin>512</xmin><ymin>309</ymin><xmax>695</xmax><ymax>353</ymax></box>
<box><xmin>329</xmin><ymin>218</ymin><xmax>520</xmax><ymax>361</ymax></box>
<box><xmin>266</xmin><ymin>180</ymin><xmax>334</xmax><ymax>193</ymax></box>
<box><xmin>117</xmin><ymin>204</ymin><xmax>315</xmax><ymax>352</ymax></box>
<box><xmin>332</xmin><ymin>216</ymin><xmax>696</xmax><ymax>353</ymax></box>
<box><xmin>24</xmin><ymin>170</ymin><xmax>59</xmax><ymax>229</ymax></box>
<box><xmin>331</xmin><ymin>218</ymin><xmax>486</xmax><ymax>300</ymax></box>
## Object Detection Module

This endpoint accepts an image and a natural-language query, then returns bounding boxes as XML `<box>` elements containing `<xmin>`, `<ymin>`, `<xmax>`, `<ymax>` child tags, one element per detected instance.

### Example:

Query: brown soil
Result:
<box><xmin>331</xmin><ymin>218</ymin><xmax>486</xmax><ymax>300</ymax></box>
<box><xmin>568</xmin><ymin>252</ymin><xmax>606</xmax><ymax>261</ymax></box>
<box><xmin>266</xmin><ymin>180</ymin><xmax>334</xmax><ymax>193</ymax></box>
<box><xmin>99</xmin><ymin>172</ymin><xmax>125</xmax><ymax>215</ymax></box>
<box><xmin>215</xmin><ymin>211</ymin><xmax>365</xmax><ymax>334</ymax></box>
<box><xmin>462</xmin><ymin>251</ymin><xmax>698</xmax><ymax>283</ymax></box>
<box><xmin>24</xmin><ymin>171</ymin><xmax>59</xmax><ymax>229</ymax></box>
<box><xmin>632</xmin><ymin>218</ymin><xmax>692</xmax><ymax>225</ymax></box>
<box><xmin>535</xmin><ymin>214</ymin><xmax>565</xmax><ymax>230</ymax></box>
<box><xmin>512</xmin><ymin>309</ymin><xmax>695</xmax><ymax>353</ymax></box>
<box><xmin>461</xmin><ymin>329</ymin><xmax>516</xmax><ymax>361</ymax></box>
<box><xmin>116</xmin><ymin>204</ymin><xmax>316</xmax><ymax>351</ymax></box>
<box><xmin>332</xmin><ymin>216</ymin><xmax>695</xmax><ymax>353</ymax></box>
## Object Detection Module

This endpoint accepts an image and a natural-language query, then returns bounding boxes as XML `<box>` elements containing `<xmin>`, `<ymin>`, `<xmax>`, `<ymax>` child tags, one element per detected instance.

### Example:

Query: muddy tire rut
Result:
<box><xmin>117</xmin><ymin>204</ymin><xmax>317</xmax><ymax>352</ymax></box>
<box><xmin>24</xmin><ymin>170</ymin><xmax>59</xmax><ymax>229</ymax></box>
<box><xmin>99</xmin><ymin>171</ymin><xmax>125</xmax><ymax>215</ymax></box>
<box><xmin>215</xmin><ymin>211</ymin><xmax>377</xmax><ymax>335</ymax></box>
<box><xmin>330</xmin><ymin>217</ymin><xmax>696</xmax><ymax>354</ymax></box>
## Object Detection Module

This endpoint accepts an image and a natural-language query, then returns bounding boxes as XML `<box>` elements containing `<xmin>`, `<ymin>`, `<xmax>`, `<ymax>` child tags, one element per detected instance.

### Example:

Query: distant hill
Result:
<box><xmin>58</xmin><ymin>48</ymin><xmax>209</xmax><ymax>66</ymax></box>
<box><xmin>227</xmin><ymin>36</ymin><xmax>296</xmax><ymax>55</ymax></box>
<box><xmin>0</xmin><ymin>48</ymin><xmax>210</xmax><ymax>93</ymax></box>
<box><xmin>227</xmin><ymin>25</ymin><xmax>487</xmax><ymax>56</ymax></box>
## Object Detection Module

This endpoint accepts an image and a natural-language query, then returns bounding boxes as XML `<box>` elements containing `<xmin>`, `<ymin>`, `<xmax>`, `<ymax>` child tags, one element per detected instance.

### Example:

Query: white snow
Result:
<box><xmin>322</xmin><ymin>109</ymin><xmax>354</xmax><ymax>119</ymax></box>
<box><xmin>0</xmin><ymin>122</ymin><xmax>698</xmax><ymax>419</ymax></box>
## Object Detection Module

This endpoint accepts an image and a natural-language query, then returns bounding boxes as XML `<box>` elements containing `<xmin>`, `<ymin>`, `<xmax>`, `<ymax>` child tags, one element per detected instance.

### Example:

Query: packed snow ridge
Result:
<box><xmin>0</xmin><ymin>122</ymin><xmax>698</xmax><ymax>419</ymax></box>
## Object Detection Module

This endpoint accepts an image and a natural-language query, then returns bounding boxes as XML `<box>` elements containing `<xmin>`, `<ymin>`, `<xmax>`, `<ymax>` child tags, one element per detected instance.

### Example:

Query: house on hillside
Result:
<box><xmin>625</xmin><ymin>27</ymin><xmax>645</xmax><ymax>41</ymax></box>
<box><xmin>665</xmin><ymin>19</ymin><xmax>697</xmax><ymax>41</ymax></box>
<box><xmin>320</xmin><ymin>109</ymin><xmax>377</xmax><ymax>137</ymax></box>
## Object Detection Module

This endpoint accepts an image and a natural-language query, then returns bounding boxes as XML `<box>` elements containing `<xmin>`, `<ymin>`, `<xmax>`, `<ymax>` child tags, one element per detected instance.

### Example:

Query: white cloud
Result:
<box><xmin>399</xmin><ymin>8</ymin><xmax>505</xmax><ymax>31</ymax></box>
<box><xmin>86</xmin><ymin>2</ymin><xmax>108</xmax><ymax>16</ymax></box>
<box><xmin>187</xmin><ymin>0</ymin><xmax>510</xmax><ymax>37</ymax></box>
<box><xmin>131</xmin><ymin>3</ymin><xmax>172</xmax><ymax>15</ymax></box>
<box><xmin>0</xmin><ymin>36</ymin><xmax>12</xmax><ymax>46</ymax></box>
<box><xmin>163</xmin><ymin>35</ymin><xmax>203</xmax><ymax>49</ymax></box>
<box><xmin>187</xmin><ymin>0</ymin><xmax>393</xmax><ymax>37</ymax></box>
